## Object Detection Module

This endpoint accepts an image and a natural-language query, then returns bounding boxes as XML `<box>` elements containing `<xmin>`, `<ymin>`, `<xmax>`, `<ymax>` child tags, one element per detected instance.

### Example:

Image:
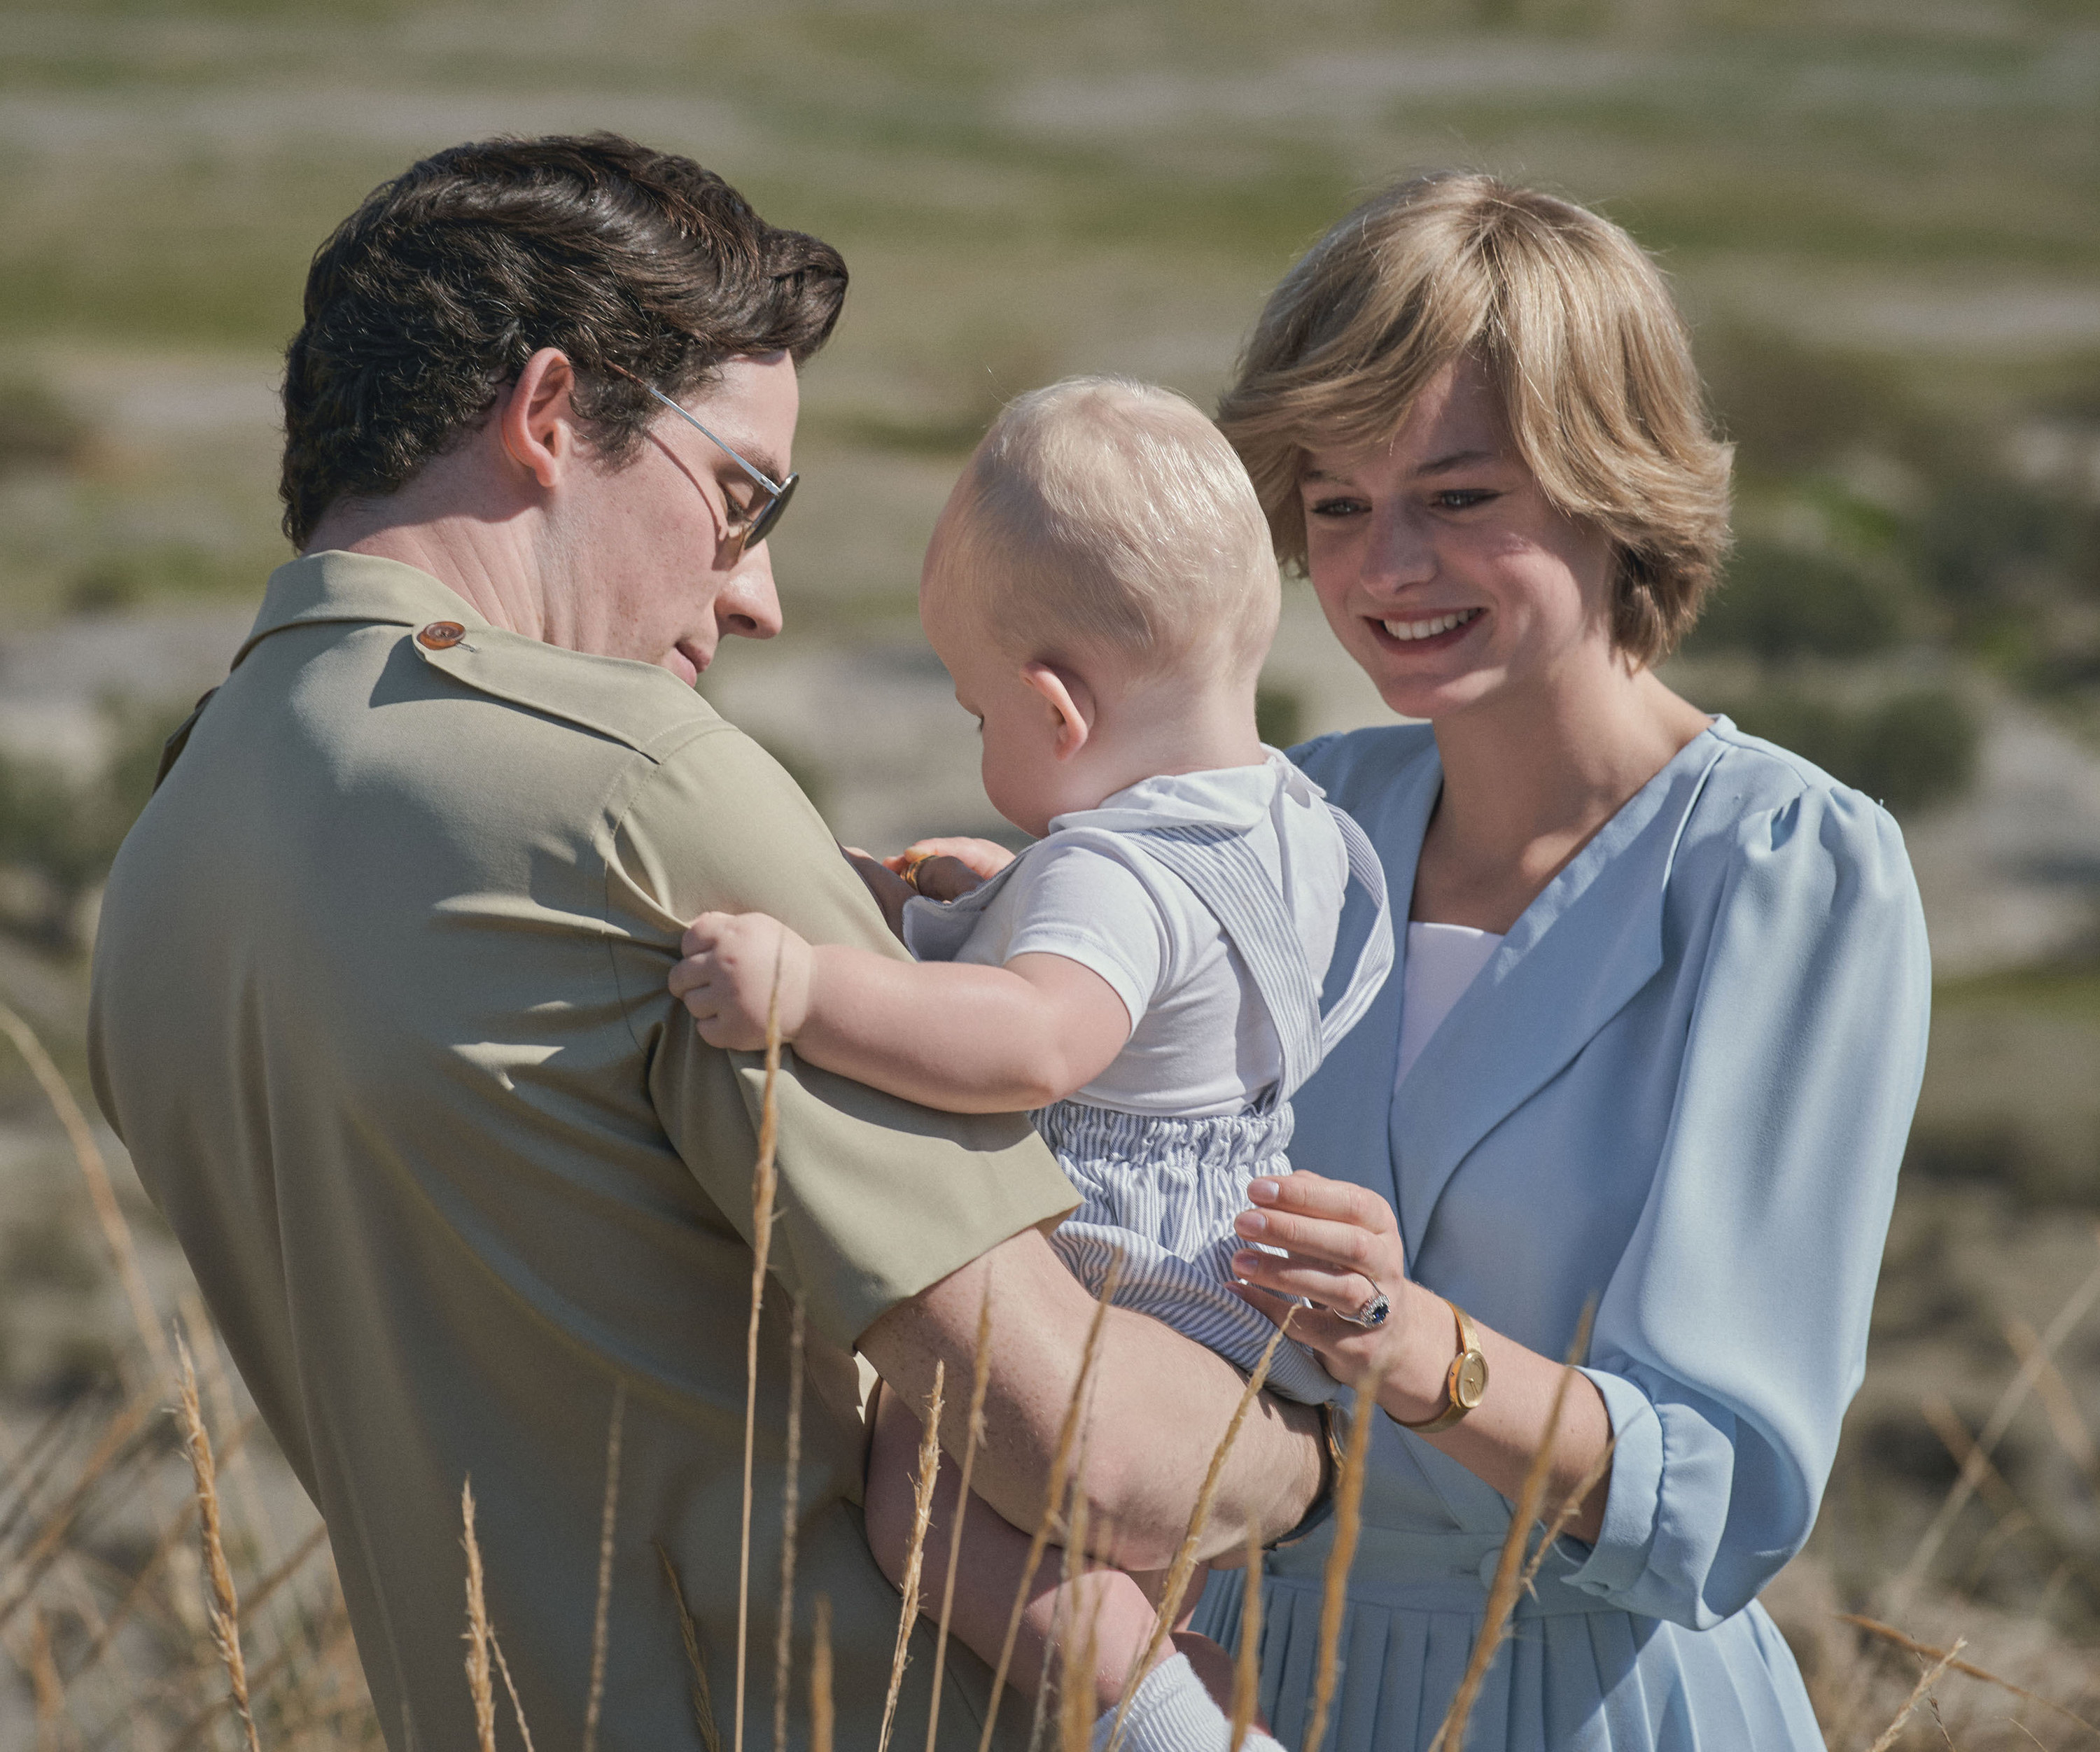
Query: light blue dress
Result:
<box><xmin>1193</xmin><ymin>717</ymin><xmax>1931</xmax><ymax>1751</ymax></box>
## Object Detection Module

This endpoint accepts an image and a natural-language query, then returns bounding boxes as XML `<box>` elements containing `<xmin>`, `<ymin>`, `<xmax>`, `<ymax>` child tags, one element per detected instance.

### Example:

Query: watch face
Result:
<box><xmin>1455</xmin><ymin>1351</ymin><xmax>1490</xmax><ymax>1409</ymax></box>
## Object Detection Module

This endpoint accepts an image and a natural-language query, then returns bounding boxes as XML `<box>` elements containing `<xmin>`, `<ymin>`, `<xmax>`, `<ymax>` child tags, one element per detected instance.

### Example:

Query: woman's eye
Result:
<box><xmin>1308</xmin><ymin>495</ymin><xmax>1369</xmax><ymax>519</ymax></box>
<box><xmin>1433</xmin><ymin>489</ymin><xmax>1497</xmax><ymax>511</ymax></box>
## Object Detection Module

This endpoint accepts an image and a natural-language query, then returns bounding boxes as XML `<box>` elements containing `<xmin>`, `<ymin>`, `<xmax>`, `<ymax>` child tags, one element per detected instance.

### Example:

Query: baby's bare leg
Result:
<box><xmin>867</xmin><ymin>1386</ymin><xmax>1224</xmax><ymax>1714</ymax></box>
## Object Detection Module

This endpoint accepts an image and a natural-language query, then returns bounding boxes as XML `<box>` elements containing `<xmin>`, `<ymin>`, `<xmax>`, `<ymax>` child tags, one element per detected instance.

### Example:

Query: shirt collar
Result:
<box><xmin>1046</xmin><ymin>745</ymin><xmax>1322</xmax><ymax>836</ymax></box>
<box><xmin>234</xmin><ymin>550</ymin><xmax>485</xmax><ymax>671</ymax></box>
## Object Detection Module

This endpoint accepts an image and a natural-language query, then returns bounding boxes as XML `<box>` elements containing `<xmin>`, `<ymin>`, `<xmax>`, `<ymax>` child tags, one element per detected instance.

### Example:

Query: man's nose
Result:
<box><xmin>718</xmin><ymin>547</ymin><xmax>783</xmax><ymax>640</ymax></box>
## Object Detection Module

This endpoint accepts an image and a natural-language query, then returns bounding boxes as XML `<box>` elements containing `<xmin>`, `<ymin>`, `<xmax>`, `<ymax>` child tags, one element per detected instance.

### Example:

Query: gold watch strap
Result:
<box><xmin>1396</xmin><ymin>1298</ymin><xmax>1488</xmax><ymax>1435</ymax></box>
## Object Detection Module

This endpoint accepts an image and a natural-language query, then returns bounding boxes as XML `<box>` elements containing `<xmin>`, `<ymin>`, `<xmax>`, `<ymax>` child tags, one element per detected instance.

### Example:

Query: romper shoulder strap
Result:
<box><xmin>1117</xmin><ymin>806</ymin><xmax>1392</xmax><ymax>1107</ymax></box>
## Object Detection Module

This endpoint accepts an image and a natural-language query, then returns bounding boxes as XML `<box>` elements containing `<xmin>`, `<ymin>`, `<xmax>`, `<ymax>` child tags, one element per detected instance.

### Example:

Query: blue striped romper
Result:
<box><xmin>904</xmin><ymin>761</ymin><xmax>1393</xmax><ymax>1403</ymax></box>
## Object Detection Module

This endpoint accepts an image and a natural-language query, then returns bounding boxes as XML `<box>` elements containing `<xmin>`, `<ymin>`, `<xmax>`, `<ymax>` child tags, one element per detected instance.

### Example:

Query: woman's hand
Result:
<box><xmin>1231</xmin><ymin>1172</ymin><xmax>1443</xmax><ymax>1411</ymax></box>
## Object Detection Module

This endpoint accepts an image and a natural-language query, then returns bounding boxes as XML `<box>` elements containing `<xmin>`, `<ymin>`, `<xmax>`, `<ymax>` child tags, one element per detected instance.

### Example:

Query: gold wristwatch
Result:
<box><xmin>1396</xmin><ymin>1298</ymin><xmax>1489</xmax><ymax>1434</ymax></box>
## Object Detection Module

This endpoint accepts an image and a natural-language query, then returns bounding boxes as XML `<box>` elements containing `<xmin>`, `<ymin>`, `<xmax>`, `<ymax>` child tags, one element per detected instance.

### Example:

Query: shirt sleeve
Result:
<box><xmin>601</xmin><ymin>723</ymin><xmax>1077</xmax><ymax>1352</ymax></box>
<box><xmin>1560</xmin><ymin>783</ymin><xmax>1931</xmax><ymax>1628</ymax></box>
<box><xmin>997</xmin><ymin>842</ymin><xmax>1175</xmax><ymax>1035</ymax></box>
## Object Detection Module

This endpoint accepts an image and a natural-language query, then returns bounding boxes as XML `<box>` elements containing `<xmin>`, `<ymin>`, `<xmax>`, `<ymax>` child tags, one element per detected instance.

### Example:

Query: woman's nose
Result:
<box><xmin>717</xmin><ymin>547</ymin><xmax>784</xmax><ymax>640</ymax></box>
<box><xmin>1363</xmin><ymin>505</ymin><xmax>1438</xmax><ymax>594</ymax></box>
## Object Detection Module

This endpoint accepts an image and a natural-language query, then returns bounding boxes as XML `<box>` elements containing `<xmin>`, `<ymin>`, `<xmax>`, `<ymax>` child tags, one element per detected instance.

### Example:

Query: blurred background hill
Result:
<box><xmin>1</xmin><ymin>1</ymin><xmax>2097</xmax><ymax>1744</ymax></box>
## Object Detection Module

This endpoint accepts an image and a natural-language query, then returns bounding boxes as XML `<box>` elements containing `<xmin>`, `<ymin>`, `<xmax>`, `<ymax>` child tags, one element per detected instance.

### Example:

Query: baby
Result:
<box><xmin>671</xmin><ymin>379</ymin><xmax>1391</xmax><ymax>1737</ymax></box>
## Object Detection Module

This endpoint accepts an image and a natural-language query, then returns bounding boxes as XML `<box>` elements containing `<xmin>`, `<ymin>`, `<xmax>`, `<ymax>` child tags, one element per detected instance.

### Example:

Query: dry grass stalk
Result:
<box><xmin>0</xmin><ymin>1396</ymin><xmax>150</xmax><ymax>1635</ymax></box>
<box><xmin>1034</xmin><ymin>1385</ymin><xmax>1102</xmax><ymax>1752</ymax></box>
<box><xmin>582</xmin><ymin>1380</ymin><xmax>626</xmax><ymax>1752</ymax></box>
<box><xmin>924</xmin><ymin>1282</ymin><xmax>993</xmax><ymax>1752</ymax></box>
<box><xmin>1866</xmin><ymin>1637</ymin><xmax>1968</xmax><ymax>1752</ymax></box>
<box><xmin>1430</xmin><ymin>1305</ymin><xmax>1597</xmax><ymax>1752</ymax></box>
<box><xmin>1515</xmin><ymin>1437</ymin><xmax>1616</xmax><ymax>1604</ymax></box>
<box><xmin>1054</xmin><ymin>1473</ymin><xmax>1103</xmax><ymax>1752</ymax></box>
<box><xmin>1228</xmin><ymin>1513</ymin><xmax>1264</xmax><ymax>1752</ymax></box>
<box><xmin>775</xmin><ymin>1298</ymin><xmax>807</xmax><ymax>1752</ymax></box>
<box><xmin>1887</xmin><ymin>1235</ymin><xmax>2100</xmax><ymax>1617</ymax></box>
<box><xmin>68</xmin><ymin>1490</ymin><xmax>197</xmax><ymax>1681</ymax></box>
<box><xmin>977</xmin><ymin>1255</ymin><xmax>1124</xmax><ymax>1752</ymax></box>
<box><xmin>0</xmin><ymin>999</ymin><xmax>172</xmax><ymax>1385</ymax></box>
<box><xmin>1102</xmin><ymin>1310</ymin><xmax>1294</xmax><ymax>1752</ymax></box>
<box><xmin>656</xmin><ymin>1539</ymin><xmax>724</xmax><ymax>1752</ymax></box>
<box><xmin>491</xmin><ymin>1620</ymin><xmax>539</xmax><ymax>1752</ymax></box>
<box><xmin>29</xmin><ymin>1606</ymin><xmax>66</xmax><ymax>1748</ymax></box>
<box><xmin>1304</xmin><ymin>1354</ymin><xmax>1384</xmax><ymax>1752</ymax></box>
<box><xmin>881</xmin><ymin>1361</ymin><xmax>946</xmax><ymax>1752</ymax></box>
<box><xmin>243</xmin><ymin>1520</ymin><xmax>330</xmax><ymax>1622</ymax></box>
<box><xmin>461</xmin><ymin>1480</ymin><xmax>498</xmax><ymax>1752</ymax></box>
<box><xmin>181</xmin><ymin>1291</ymin><xmax>279</xmax><ymax>1560</ymax></box>
<box><xmin>165</xmin><ymin>1602</ymin><xmax>353</xmax><ymax>1752</ymax></box>
<box><xmin>810</xmin><ymin>1595</ymin><xmax>834</xmax><ymax>1752</ymax></box>
<box><xmin>1838</xmin><ymin>1616</ymin><xmax>2100</xmax><ymax>1739</ymax></box>
<box><xmin>736</xmin><ymin>958</ymin><xmax>787</xmax><ymax>1752</ymax></box>
<box><xmin>1921</xmin><ymin>1396</ymin><xmax>2029</xmax><ymax>1527</ymax></box>
<box><xmin>174</xmin><ymin>1334</ymin><xmax>261</xmax><ymax>1752</ymax></box>
<box><xmin>2003</xmin><ymin>1316</ymin><xmax>2100</xmax><ymax>1494</ymax></box>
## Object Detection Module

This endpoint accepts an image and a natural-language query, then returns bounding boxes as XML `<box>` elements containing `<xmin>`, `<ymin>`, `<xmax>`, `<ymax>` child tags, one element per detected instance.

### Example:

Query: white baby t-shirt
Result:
<box><xmin>902</xmin><ymin>750</ymin><xmax>1349</xmax><ymax>1119</ymax></box>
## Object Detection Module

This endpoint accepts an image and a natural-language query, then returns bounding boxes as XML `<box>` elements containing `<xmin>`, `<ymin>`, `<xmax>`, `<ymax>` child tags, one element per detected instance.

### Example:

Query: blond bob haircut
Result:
<box><xmin>930</xmin><ymin>377</ymin><xmax>1280</xmax><ymax>679</ymax></box>
<box><xmin>1220</xmin><ymin>172</ymin><xmax>1732</xmax><ymax>665</ymax></box>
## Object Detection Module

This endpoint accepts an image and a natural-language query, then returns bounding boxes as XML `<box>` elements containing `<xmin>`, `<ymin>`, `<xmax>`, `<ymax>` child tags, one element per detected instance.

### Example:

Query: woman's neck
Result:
<box><xmin>1413</xmin><ymin>659</ymin><xmax>1711</xmax><ymax>932</ymax></box>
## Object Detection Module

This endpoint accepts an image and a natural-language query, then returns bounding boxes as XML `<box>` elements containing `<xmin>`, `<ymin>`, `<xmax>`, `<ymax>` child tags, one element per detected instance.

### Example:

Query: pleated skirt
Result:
<box><xmin>1192</xmin><ymin>1563</ymin><xmax>1824</xmax><ymax>1751</ymax></box>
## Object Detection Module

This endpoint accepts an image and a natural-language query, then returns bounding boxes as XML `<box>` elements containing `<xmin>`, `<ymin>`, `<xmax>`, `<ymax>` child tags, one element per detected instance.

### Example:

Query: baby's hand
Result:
<box><xmin>886</xmin><ymin>836</ymin><xmax>1014</xmax><ymax>903</ymax></box>
<box><xmin>669</xmin><ymin>912</ymin><xmax>814</xmax><ymax>1051</ymax></box>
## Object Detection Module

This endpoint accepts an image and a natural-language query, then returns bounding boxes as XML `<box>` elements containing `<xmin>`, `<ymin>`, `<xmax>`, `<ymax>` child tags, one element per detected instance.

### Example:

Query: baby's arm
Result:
<box><xmin>669</xmin><ymin>910</ymin><xmax>1130</xmax><ymax>1112</ymax></box>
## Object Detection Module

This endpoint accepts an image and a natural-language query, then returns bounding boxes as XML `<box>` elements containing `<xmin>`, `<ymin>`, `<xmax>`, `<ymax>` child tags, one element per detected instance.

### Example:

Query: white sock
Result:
<box><xmin>1093</xmin><ymin>1653</ymin><xmax>1285</xmax><ymax>1752</ymax></box>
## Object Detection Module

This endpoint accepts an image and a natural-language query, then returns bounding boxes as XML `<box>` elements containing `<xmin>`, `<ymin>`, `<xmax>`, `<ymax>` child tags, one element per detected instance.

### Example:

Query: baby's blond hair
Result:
<box><xmin>928</xmin><ymin>377</ymin><xmax>1279</xmax><ymax>680</ymax></box>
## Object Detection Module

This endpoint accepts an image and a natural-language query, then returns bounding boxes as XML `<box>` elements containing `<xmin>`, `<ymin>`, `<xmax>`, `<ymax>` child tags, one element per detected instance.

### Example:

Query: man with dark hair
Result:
<box><xmin>88</xmin><ymin>136</ymin><xmax>1321</xmax><ymax>1750</ymax></box>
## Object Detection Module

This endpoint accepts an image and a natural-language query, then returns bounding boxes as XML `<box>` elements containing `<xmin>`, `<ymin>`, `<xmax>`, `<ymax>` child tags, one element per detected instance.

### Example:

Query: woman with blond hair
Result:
<box><xmin>1189</xmin><ymin>174</ymin><xmax>1931</xmax><ymax>1748</ymax></box>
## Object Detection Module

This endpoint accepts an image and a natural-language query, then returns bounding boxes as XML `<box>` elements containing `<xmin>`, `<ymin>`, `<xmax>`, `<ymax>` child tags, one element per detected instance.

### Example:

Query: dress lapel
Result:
<box><xmin>1390</xmin><ymin>730</ymin><xmax>1729</xmax><ymax>1258</ymax></box>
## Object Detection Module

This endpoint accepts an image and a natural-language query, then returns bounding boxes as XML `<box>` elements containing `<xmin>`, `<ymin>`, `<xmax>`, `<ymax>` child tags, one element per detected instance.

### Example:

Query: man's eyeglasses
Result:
<box><xmin>603</xmin><ymin>362</ymin><xmax>798</xmax><ymax>554</ymax></box>
<box><xmin>638</xmin><ymin>385</ymin><xmax>797</xmax><ymax>553</ymax></box>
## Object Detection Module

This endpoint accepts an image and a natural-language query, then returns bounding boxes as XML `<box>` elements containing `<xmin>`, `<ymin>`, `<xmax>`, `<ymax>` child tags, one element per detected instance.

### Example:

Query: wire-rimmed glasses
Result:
<box><xmin>602</xmin><ymin>360</ymin><xmax>799</xmax><ymax>554</ymax></box>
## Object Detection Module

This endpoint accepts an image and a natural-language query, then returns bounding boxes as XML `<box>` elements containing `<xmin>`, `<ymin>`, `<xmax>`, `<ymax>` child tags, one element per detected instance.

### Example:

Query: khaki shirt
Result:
<box><xmin>89</xmin><ymin>552</ymin><xmax>1076</xmax><ymax>1752</ymax></box>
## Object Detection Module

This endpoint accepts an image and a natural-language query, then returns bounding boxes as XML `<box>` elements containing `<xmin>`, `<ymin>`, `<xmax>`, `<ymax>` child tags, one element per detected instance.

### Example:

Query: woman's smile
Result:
<box><xmin>1370</xmin><ymin>606</ymin><xmax>1486</xmax><ymax>649</ymax></box>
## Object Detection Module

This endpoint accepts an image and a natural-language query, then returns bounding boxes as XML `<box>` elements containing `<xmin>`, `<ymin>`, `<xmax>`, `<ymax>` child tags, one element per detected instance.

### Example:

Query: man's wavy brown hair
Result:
<box><xmin>280</xmin><ymin>133</ymin><xmax>847</xmax><ymax>549</ymax></box>
<box><xmin>1220</xmin><ymin>172</ymin><xmax>1732</xmax><ymax>666</ymax></box>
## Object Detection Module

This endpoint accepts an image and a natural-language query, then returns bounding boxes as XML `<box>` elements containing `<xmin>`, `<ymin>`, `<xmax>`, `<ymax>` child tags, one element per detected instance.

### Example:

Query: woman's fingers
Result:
<box><xmin>1237</xmin><ymin>1172</ymin><xmax>1408</xmax><ymax>1280</ymax></box>
<box><xmin>1231</xmin><ymin>1249</ymin><xmax>1377</xmax><ymax>1315</ymax></box>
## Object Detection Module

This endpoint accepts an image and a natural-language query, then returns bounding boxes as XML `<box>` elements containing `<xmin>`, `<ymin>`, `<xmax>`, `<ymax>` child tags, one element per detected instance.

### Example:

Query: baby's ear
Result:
<box><xmin>1018</xmin><ymin>661</ymin><xmax>1094</xmax><ymax>759</ymax></box>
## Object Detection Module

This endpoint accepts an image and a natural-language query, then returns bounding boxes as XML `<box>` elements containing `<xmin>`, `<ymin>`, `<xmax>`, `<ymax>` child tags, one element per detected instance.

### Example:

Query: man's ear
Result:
<box><xmin>498</xmin><ymin>347</ymin><xmax>580</xmax><ymax>491</ymax></box>
<box><xmin>1018</xmin><ymin>661</ymin><xmax>1095</xmax><ymax>760</ymax></box>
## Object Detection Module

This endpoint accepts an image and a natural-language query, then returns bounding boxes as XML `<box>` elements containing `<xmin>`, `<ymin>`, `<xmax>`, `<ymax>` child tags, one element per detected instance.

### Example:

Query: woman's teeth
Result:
<box><xmin>1381</xmin><ymin>608</ymin><xmax>1482</xmax><ymax>642</ymax></box>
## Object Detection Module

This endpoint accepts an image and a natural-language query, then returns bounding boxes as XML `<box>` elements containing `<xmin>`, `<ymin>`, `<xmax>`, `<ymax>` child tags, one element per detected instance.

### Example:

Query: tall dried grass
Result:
<box><xmin>736</xmin><ymin>965</ymin><xmax>788</xmax><ymax>1752</ymax></box>
<box><xmin>171</xmin><ymin>1336</ymin><xmax>258</xmax><ymax>1752</ymax></box>
<box><xmin>879</xmin><ymin>1363</ymin><xmax>944</xmax><ymax>1752</ymax></box>
<box><xmin>974</xmin><ymin>1254</ymin><xmax>1123</xmax><ymax>1752</ymax></box>
<box><xmin>777</xmin><ymin>1299</ymin><xmax>808</xmax><ymax>1752</ymax></box>
<box><xmin>922</xmin><ymin>1284</ymin><xmax>993</xmax><ymax>1752</ymax></box>
<box><xmin>10</xmin><ymin>998</ymin><xmax>2100</xmax><ymax>1752</ymax></box>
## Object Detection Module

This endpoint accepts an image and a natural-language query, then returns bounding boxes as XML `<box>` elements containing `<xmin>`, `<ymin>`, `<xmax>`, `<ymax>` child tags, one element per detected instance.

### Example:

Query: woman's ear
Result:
<box><xmin>499</xmin><ymin>347</ymin><xmax>580</xmax><ymax>491</ymax></box>
<box><xmin>1018</xmin><ymin>661</ymin><xmax>1096</xmax><ymax>760</ymax></box>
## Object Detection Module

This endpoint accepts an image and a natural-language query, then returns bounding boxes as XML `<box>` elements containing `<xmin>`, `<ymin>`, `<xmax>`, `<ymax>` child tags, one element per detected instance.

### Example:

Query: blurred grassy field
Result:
<box><xmin>1</xmin><ymin>1</ymin><xmax>2099</xmax><ymax>1743</ymax></box>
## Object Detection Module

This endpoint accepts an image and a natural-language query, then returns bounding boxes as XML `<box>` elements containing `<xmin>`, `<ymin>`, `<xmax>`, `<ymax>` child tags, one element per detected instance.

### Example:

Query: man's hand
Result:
<box><xmin>669</xmin><ymin>911</ymin><xmax>814</xmax><ymax>1049</ymax></box>
<box><xmin>840</xmin><ymin>846</ymin><xmax>914</xmax><ymax>939</ymax></box>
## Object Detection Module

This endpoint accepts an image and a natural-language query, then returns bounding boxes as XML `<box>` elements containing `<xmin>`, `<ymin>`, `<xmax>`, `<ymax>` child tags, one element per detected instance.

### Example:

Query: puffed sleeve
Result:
<box><xmin>1562</xmin><ymin>783</ymin><xmax>1930</xmax><ymax>1627</ymax></box>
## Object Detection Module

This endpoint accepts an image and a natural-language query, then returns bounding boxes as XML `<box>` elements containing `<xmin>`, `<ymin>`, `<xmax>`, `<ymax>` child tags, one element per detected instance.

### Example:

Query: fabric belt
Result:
<box><xmin>1264</xmin><ymin>1524</ymin><xmax>1620</xmax><ymax>1618</ymax></box>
